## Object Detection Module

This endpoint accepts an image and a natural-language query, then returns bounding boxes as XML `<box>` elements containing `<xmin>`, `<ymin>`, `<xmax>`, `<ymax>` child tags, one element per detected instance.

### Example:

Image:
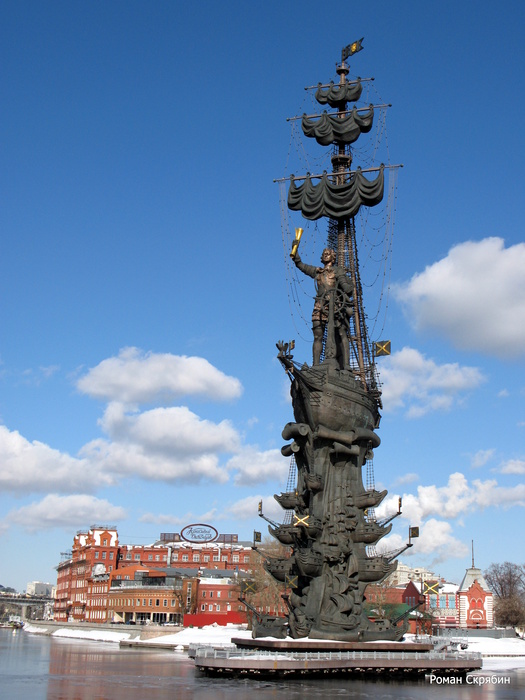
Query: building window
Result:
<box><xmin>134</xmin><ymin>554</ymin><xmax>141</xmax><ymax>561</ymax></box>
<box><xmin>202</xmin><ymin>591</ymin><xmax>206</xmax><ymax>598</ymax></box>
<box><xmin>103</xmin><ymin>539</ymin><xmax>107</xmax><ymax>546</ymax></box>
<box><xmin>233</xmin><ymin>555</ymin><xmax>239</xmax><ymax>563</ymax></box>
<box><xmin>148</xmin><ymin>555</ymin><xmax>153</xmax><ymax>561</ymax></box>
<box><xmin>201</xmin><ymin>604</ymin><xmax>206</xmax><ymax>611</ymax></box>
<box><xmin>217</xmin><ymin>591</ymin><xmax>221</xmax><ymax>598</ymax></box>
<box><xmin>172</xmin><ymin>553</ymin><xmax>178</xmax><ymax>561</ymax></box>
<box><xmin>163</xmin><ymin>600</ymin><xmax>168</xmax><ymax>607</ymax></box>
<box><xmin>109</xmin><ymin>552</ymin><xmax>114</xmax><ymax>560</ymax></box>
<box><xmin>155</xmin><ymin>555</ymin><xmax>160</xmax><ymax>561</ymax></box>
<box><xmin>209</xmin><ymin>591</ymin><xmax>213</xmax><ymax>598</ymax></box>
<box><xmin>126</xmin><ymin>553</ymin><xmax>132</xmax><ymax>560</ymax></box>
<box><xmin>209</xmin><ymin>605</ymin><xmax>213</xmax><ymax>611</ymax></box>
<box><xmin>182</xmin><ymin>555</ymin><xmax>189</xmax><ymax>562</ymax></box>
<box><xmin>95</xmin><ymin>552</ymin><xmax>99</xmax><ymax>559</ymax></box>
<box><xmin>203</xmin><ymin>555</ymin><xmax>210</xmax><ymax>562</ymax></box>
<box><xmin>222</xmin><ymin>556</ymin><xmax>228</xmax><ymax>562</ymax></box>
<box><xmin>213</xmin><ymin>555</ymin><xmax>219</xmax><ymax>562</ymax></box>
<box><xmin>149</xmin><ymin>599</ymin><xmax>153</xmax><ymax>607</ymax></box>
<box><xmin>193</xmin><ymin>554</ymin><xmax>200</xmax><ymax>562</ymax></box>
<box><xmin>102</xmin><ymin>552</ymin><xmax>106</xmax><ymax>559</ymax></box>
<box><xmin>143</xmin><ymin>599</ymin><xmax>146</xmax><ymax>606</ymax></box>
<box><xmin>156</xmin><ymin>599</ymin><xmax>160</xmax><ymax>607</ymax></box>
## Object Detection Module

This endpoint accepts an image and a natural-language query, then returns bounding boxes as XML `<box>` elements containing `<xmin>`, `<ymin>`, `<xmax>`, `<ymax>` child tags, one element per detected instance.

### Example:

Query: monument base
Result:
<box><xmin>192</xmin><ymin>637</ymin><xmax>482</xmax><ymax>679</ymax></box>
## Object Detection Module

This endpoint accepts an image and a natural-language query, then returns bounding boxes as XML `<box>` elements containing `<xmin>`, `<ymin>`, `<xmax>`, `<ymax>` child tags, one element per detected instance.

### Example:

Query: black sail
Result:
<box><xmin>315</xmin><ymin>79</ymin><xmax>363</xmax><ymax>108</ymax></box>
<box><xmin>302</xmin><ymin>105</ymin><xmax>374</xmax><ymax>146</ymax></box>
<box><xmin>288</xmin><ymin>167</ymin><xmax>384</xmax><ymax>220</ymax></box>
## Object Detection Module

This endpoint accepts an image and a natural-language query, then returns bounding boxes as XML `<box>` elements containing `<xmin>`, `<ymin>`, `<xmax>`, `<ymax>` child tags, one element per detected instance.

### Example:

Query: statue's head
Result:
<box><xmin>321</xmin><ymin>248</ymin><xmax>336</xmax><ymax>265</ymax></box>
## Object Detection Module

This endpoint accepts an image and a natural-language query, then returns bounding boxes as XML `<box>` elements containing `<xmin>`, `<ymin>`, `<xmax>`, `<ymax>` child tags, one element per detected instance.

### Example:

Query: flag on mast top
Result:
<box><xmin>342</xmin><ymin>38</ymin><xmax>364</xmax><ymax>61</ymax></box>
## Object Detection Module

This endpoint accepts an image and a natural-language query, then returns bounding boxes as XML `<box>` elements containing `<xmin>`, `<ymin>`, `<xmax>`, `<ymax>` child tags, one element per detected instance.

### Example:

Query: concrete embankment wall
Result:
<box><xmin>26</xmin><ymin>620</ymin><xmax>182</xmax><ymax>640</ymax></box>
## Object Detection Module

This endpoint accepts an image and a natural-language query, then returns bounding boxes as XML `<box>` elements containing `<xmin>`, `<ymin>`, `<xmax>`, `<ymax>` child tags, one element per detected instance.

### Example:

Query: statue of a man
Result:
<box><xmin>293</xmin><ymin>248</ymin><xmax>353</xmax><ymax>367</ymax></box>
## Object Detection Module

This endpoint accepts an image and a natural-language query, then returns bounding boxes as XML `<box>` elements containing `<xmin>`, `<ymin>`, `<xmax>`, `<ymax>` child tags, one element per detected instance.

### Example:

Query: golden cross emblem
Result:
<box><xmin>285</xmin><ymin>574</ymin><xmax>299</xmax><ymax>589</ymax></box>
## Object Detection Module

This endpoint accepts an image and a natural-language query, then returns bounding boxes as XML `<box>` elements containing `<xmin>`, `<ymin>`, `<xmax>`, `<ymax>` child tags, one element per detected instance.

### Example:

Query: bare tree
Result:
<box><xmin>484</xmin><ymin>561</ymin><xmax>525</xmax><ymax>627</ymax></box>
<box><xmin>484</xmin><ymin>562</ymin><xmax>525</xmax><ymax>599</ymax></box>
<box><xmin>242</xmin><ymin>537</ymin><xmax>289</xmax><ymax>616</ymax></box>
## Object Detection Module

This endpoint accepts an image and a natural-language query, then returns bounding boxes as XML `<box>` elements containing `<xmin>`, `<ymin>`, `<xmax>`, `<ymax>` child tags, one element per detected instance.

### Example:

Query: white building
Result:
<box><xmin>26</xmin><ymin>581</ymin><xmax>53</xmax><ymax>596</ymax></box>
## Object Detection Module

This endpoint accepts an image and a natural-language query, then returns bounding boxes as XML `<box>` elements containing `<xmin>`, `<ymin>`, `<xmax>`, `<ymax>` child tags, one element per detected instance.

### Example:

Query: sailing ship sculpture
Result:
<box><xmin>258</xmin><ymin>41</ymin><xmax>409</xmax><ymax>641</ymax></box>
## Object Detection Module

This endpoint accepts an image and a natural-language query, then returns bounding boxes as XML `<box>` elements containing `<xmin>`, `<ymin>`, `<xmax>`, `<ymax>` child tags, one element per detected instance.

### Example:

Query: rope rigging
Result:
<box><xmin>279</xmin><ymin>75</ymin><xmax>398</xmax><ymax>357</ymax></box>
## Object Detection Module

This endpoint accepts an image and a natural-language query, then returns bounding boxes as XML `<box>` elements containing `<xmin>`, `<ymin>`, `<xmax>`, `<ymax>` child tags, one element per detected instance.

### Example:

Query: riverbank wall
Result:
<box><xmin>24</xmin><ymin>619</ymin><xmax>182</xmax><ymax>641</ymax></box>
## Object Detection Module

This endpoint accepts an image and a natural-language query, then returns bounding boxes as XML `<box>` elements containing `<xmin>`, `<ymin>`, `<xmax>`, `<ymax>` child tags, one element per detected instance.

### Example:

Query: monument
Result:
<box><xmin>194</xmin><ymin>42</ymin><xmax>482</xmax><ymax>677</ymax></box>
<box><xmin>257</xmin><ymin>40</ymin><xmax>409</xmax><ymax>641</ymax></box>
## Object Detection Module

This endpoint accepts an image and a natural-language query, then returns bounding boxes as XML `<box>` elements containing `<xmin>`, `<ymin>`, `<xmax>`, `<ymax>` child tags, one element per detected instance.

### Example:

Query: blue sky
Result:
<box><xmin>1</xmin><ymin>1</ymin><xmax>524</xmax><ymax>592</ymax></box>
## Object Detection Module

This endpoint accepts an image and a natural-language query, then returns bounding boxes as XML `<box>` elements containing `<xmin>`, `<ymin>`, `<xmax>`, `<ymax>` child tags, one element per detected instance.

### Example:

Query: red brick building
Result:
<box><xmin>107</xmin><ymin>565</ymin><xmax>196</xmax><ymax>625</ymax></box>
<box><xmin>458</xmin><ymin>566</ymin><xmax>494</xmax><ymax>629</ymax></box>
<box><xmin>54</xmin><ymin>527</ymin><xmax>253</xmax><ymax>624</ymax></box>
<box><xmin>54</xmin><ymin>527</ymin><xmax>119</xmax><ymax>622</ymax></box>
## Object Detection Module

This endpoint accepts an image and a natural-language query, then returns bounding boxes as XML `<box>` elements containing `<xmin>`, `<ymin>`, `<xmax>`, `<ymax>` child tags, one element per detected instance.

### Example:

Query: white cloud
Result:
<box><xmin>40</xmin><ymin>365</ymin><xmax>60</xmax><ymax>379</ymax></box>
<box><xmin>473</xmin><ymin>479</ymin><xmax>525</xmax><ymax>508</ymax></box>
<box><xmin>376</xmin><ymin>520</ymin><xmax>468</xmax><ymax>563</ymax></box>
<box><xmin>414</xmin><ymin>520</ymin><xmax>469</xmax><ymax>562</ymax></box>
<box><xmin>79</xmin><ymin>402</ymin><xmax>241</xmax><ymax>484</ymax></box>
<box><xmin>0</xmin><ymin>425</ymin><xmax>112</xmax><ymax>493</ymax></box>
<box><xmin>225</xmin><ymin>494</ymin><xmax>285</xmax><ymax>522</ymax></box>
<box><xmin>470</xmin><ymin>449</ymin><xmax>495</xmax><ymax>469</ymax></box>
<box><xmin>3</xmin><ymin>494</ymin><xmax>127</xmax><ymax>533</ymax></box>
<box><xmin>99</xmin><ymin>402</ymin><xmax>240</xmax><ymax>456</ymax></box>
<box><xmin>379</xmin><ymin>347</ymin><xmax>485</xmax><ymax>417</ymax></box>
<box><xmin>394</xmin><ymin>472</ymin><xmax>419</xmax><ymax>485</ymax></box>
<box><xmin>377</xmin><ymin>472</ymin><xmax>525</xmax><ymax>526</ymax></box>
<box><xmin>499</xmin><ymin>459</ymin><xmax>525</xmax><ymax>475</ymax></box>
<box><xmin>77</xmin><ymin>347</ymin><xmax>243</xmax><ymax>403</ymax></box>
<box><xmin>394</xmin><ymin>237</ymin><xmax>525</xmax><ymax>358</ymax></box>
<box><xmin>139</xmin><ymin>508</ymin><xmax>219</xmax><ymax>526</ymax></box>
<box><xmin>82</xmin><ymin>439</ymin><xmax>230</xmax><ymax>485</ymax></box>
<box><xmin>228</xmin><ymin>447</ymin><xmax>290</xmax><ymax>486</ymax></box>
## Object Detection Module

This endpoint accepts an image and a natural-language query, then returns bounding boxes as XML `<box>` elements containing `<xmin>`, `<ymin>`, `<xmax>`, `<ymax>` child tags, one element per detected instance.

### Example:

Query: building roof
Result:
<box><xmin>458</xmin><ymin>567</ymin><xmax>491</xmax><ymax>593</ymax></box>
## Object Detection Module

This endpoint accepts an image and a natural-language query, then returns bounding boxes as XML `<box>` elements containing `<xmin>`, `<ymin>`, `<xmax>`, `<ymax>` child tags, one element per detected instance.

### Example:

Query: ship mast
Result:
<box><xmin>328</xmin><ymin>55</ymin><xmax>372</xmax><ymax>389</ymax></box>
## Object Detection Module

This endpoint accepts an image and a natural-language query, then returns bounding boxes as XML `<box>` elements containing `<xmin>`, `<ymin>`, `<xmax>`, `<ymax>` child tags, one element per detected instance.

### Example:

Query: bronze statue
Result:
<box><xmin>293</xmin><ymin>248</ymin><xmax>353</xmax><ymax>368</ymax></box>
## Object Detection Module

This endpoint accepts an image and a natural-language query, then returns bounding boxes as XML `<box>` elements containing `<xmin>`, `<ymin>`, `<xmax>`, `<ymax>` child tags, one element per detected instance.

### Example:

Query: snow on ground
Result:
<box><xmin>24</xmin><ymin>623</ymin><xmax>132</xmax><ymax>644</ymax></box>
<box><xmin>140</xmin><ymin>623</ymin><xmax>252</xmax><ymax>649</ymax></box>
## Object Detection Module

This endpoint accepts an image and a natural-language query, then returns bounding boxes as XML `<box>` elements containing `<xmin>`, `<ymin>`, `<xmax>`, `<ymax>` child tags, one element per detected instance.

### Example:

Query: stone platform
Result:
<box><xmin>231</xmin><ymin>637</ymin><xmax>434</xmax><ymax>652</ymax></box>
<box><xmin>193</xmin><ymin>638</ymin><xmax>482</xmax><ymax>679</ymax></box>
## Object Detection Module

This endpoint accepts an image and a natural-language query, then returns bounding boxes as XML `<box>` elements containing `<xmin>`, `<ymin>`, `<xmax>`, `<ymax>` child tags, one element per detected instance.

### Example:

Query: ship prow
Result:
<box><xmin>289</xmin><ymin>361</ymin><xmax>381</xmax><ymax>435</ymax></box>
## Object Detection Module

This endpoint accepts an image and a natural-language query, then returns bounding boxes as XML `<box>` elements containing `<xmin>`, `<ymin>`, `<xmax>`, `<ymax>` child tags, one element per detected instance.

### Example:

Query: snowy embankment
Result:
<box><xmin>139</xmin><ymin>623</ymin><xmax>252</xmax><ymax>650</ymax></box>
<box><xmin>23</xmin><ymin>622</ymin><xmax>525</xmax><ymax>671</ymax></box>
<box><xmin>23</xmin><ymin>623</ymin><xmax>135</xmax><ymax>644</ymax></box>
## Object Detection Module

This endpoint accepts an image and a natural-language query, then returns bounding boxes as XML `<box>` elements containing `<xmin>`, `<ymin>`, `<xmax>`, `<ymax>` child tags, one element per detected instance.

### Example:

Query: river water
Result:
<box><xmin>1</xmin><ymin>629</ymin><xmax>524</xmax><ymax>700</ymax></box>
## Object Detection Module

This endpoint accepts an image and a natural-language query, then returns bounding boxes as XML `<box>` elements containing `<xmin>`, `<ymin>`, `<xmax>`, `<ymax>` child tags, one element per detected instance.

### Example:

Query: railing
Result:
<box><xmin>194</xmin><ymin>647</ymin><xmax>482</xmax><ymax>662</ymax></box>
<box><xmin>110</xmin><ymin>582</ymin><xmax>182</xmax><ymax>590</ymax></box>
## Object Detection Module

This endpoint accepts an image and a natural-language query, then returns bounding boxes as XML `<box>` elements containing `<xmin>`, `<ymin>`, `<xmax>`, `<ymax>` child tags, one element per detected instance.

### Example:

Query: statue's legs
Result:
<box><xmin>337</xmin><ymin>327</ymin><xmax>350</xmax><ymax>368</ymax></box>
<box><xmin>312</xmin><ymin>323</ymin><xmax>323</xmax><ymax>365</ymax></box>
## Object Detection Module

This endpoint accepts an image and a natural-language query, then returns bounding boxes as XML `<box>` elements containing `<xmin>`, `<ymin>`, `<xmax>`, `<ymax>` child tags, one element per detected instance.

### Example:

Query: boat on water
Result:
<box><xmin>254</xmin><ymin>41</ymin><xmax>412</xmax><ymax>642</ymax></box>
